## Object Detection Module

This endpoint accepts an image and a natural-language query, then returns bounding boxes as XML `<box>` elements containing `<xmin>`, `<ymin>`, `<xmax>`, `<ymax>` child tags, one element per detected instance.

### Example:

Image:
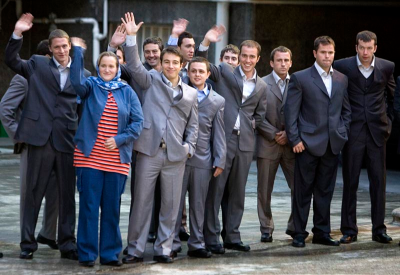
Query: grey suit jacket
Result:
<box><xmin>123</xmin><ymin>44</ymin><xmax>198</xmax><ymax>162</ymax></box>
<box><xmin>182</xmin><ymin>80</ymin><xmax>226</xmax><ymax>170</ymax></box>
<box><xmin>257</xmin><ymin>73</ymin><xmax>294</xmax><ymax>160</ymax></box>
<box><xmin>0</xmin><ymin>74</ymin><xmax>26</xmax><ymax>144</ymax></box>
<box><xmin>285</xmin><ymin>65</ymin><xmax>352</xmax><ymax>157</ymax></box>
<box><xmin>208</xmin><ymin>62</ymin><xmax>267</xmax><ymax>152</ymax></box>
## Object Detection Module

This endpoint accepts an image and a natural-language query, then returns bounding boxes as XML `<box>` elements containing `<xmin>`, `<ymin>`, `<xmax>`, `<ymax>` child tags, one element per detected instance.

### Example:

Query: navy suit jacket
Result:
<box><xmin>285</xmin><ymin>65</ymin><xmax>351</xmax><ymax>157</ymax></box>
<box><xmin>5</xmin><ymin>36</ymin><xmax>87</xmax><ymax>153</ymax></box>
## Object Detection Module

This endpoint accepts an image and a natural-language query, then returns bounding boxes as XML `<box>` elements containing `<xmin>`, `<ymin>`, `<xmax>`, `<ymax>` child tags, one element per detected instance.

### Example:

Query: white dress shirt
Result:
<box><xmin>314</xmin><ymin>62</ymin><xmax>333</xmax><ymax>97</ymax></box>
<box><xmin>272</xmin><ymin>70</ymin><xmax>290</xmax><ymax>95</ymax></box>
<box><xmin>234</xmin><ymin>66</ymin><xmax>257</xmax><ymax>130</ymax></box>
<box><xmin>357</xmin><ymin>54</ymin><xmax>375</xmax><ymax>79</ymax></box>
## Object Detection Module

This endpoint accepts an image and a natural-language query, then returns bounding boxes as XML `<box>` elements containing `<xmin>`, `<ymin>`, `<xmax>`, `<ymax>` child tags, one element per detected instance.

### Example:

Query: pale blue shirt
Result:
<box><xmin>196</xmin><ymin>84</ymin><xmax>209</xmax><ymax>103</ymax></box>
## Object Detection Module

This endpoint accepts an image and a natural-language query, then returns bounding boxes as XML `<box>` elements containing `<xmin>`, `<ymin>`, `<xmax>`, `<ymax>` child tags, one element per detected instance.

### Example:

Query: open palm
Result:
<box><xmin>15</xmin><ymin>13</ymin><xmax>34</xmax><ymax>34</ymax></box>
<box><xmin>121</xmin><ymin>12</ymin><xmax>143</xmax><ymax>36</ymax></box>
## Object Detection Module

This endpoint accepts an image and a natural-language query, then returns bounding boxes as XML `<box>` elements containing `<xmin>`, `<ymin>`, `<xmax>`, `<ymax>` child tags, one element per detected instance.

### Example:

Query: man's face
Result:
<box><xmin>356</xmin><ymin>39</ymin><xmax>377</xmax><ymax>65</ymax></box>
<box><xmin>179</xmin><ymin>38</ymin><xmax>195</xmax><ymax>63</ymax></box>
<box><xmin>116</xmin><ymin>49</ymin><xmax>125</xmax><ymax>64</ymax></box>
<box><xmin>239</xmin><ymin>46</ymin><xmax>260</xmax><ymax>75</ymax></box>
<box><xmin>49</xmin><ymin>37</ymin><xmax>71</xmax><ymax>65</ymax></box>
<box><xmin>162</xmin><ymin>53</ymin><xmax>182</xmax><ymax>81</ymax></box>
<box><xmin>144</xmin><ymin>43</ymin><xmax>161</xmax><ymax>67</ymax></box>
<box><xmin>313</xmin><ymin>43</ymin><xmax>335</xmax><ymax>72</ymax></box>
<box><xmin>270</xmin><ymin>51</ymin><xmax>292</xmax><ymax>79</ymax></box>
<box><xmin>188</xmin><ymin>62</ymin><xmax>210</xmax><ymax>89</ymax></box>
<box><xmin>220</xmin><ymin>51</ymin><xmax>239</xmax><ymax>67</ymax></box>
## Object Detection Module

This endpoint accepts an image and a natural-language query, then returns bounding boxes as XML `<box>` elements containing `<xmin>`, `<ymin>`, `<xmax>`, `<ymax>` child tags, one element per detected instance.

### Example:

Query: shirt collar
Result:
<box><xmin>239</xmin><ymin>66</ymin><xmax>257</xmax><ymax>81</ymax></box>
<box><xmin>314</xmin><ymin>61</ymin><xmax>333</xmax><ymax>77</ymax></box>
<box><xmin>52</xmin><ymin>56</ymin><xmax>71</xmax><ymax>69</ymax></box>
<box><xmin>356</xmin><ymin>54</ymin><xmax>375</xmax><ymax>70</ymax></box>
<box><xmin>272</xmin><ymin>70</ymin><xmax>290</xmax><ymax>84</ymax></box>
<box><xmin>161</xmin><ymin>73</ymin><xmax>182</xmax><ymax>89</ymax></box>
<box><xmin>195</xmin><ymin>83</ymin><xmax>209</xmax><ymax>96</ymax></box>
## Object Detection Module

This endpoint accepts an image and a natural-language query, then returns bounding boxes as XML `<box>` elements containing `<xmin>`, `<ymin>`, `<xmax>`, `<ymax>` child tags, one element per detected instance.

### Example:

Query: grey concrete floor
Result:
<box><xmin>0</xmin><ymin>138</ymin><xmax>400</xmax><ymax>274</ymax></box>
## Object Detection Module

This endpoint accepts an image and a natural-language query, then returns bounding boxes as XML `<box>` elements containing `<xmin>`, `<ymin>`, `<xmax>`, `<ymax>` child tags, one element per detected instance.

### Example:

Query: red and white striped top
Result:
<box><xmin>74</xmin><ymin>92</ymin><xmax>130</xmax><ymax>175</ymax></box>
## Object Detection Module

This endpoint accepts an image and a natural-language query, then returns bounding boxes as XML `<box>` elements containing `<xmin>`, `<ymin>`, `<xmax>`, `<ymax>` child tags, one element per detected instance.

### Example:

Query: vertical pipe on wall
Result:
<box><xmin>215</xmin><ymin>2</ymin><xmax>229</xmax><ymax>65</ymax></box>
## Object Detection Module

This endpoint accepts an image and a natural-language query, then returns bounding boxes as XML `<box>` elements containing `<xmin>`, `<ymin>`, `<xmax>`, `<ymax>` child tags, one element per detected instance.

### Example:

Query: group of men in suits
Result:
<box><xmin>1</xmin><ymin>11</ymin><xmax>397</xmax><ymax>264</ymax></box>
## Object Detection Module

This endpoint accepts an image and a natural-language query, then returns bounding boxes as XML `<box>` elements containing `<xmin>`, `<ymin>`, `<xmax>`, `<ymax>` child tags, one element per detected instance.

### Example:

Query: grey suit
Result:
<box><xmin>173</xmin><ymin>82</ymin><xmax>226</xmax><ymax>251</ymax></box>
<box><xmin>0</xmin><ymin>74</ymin><xmax>59</xmax><ymax>242</ymax></box>
<box><xmin>203</xmin><ymin>62</ymin><xmax>267</xmax><ymax>245</ymax></box>
<box><xmin>256</xmin><ymin>73</ymin><xmax>295</xmax><ymax>235</ymax></box>
<box><xmin>285</xmin><ymin>65</ymin><xmax>351</xmax><ymax>238</ymax></box>
<box><xmin>123</xmin><ymin>43</ymin><xmax>198</xmax><ymax>257</ymax></box>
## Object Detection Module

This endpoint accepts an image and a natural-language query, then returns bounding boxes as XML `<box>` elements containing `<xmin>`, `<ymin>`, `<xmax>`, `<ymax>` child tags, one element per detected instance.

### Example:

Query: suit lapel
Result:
<box><xmin>331</xmin><ymin>70</ymin><xmax>339</xmax><ymax>99</ymax></box>
<box><xmin>233</xmin><ymin>67</ymin><xmax>244</xmax><ymax>105</ymax></box>
<box><xmin>244</xmin><ymin>76</ymin><xmax>262</xmax><ymax>103</ymax></box>
<box><xmin>267</xmin><ymin>74</ymin><xmax>283</xmax><ymax>102</ymax></box>
<box><xmin>349</xmin><ymin>56</ymin><xmax>365</xmax><ymax>88</ymax></box>
<box><xmin>49</xmin><ymin>59</ymin><xmax>61</xmax><ymax>90</ymax></box>
<box><xmin>199</xmin><ymin>85</ymin><xmax>214</xmax><ymax>108</ymax></box>
<box><xmin>282</xmin><ymin>78</ymin><xmax>289</xmax><ymax>106</ymax></box>
<box><xmin>311</xmin><ymin>65</ymin><xmax>330</xmax><ymax>98</ymax></box>
<box><xmin>371</xmin><ymin>57</ymin><xmax>382</xmax><ymax>90</ymax></box>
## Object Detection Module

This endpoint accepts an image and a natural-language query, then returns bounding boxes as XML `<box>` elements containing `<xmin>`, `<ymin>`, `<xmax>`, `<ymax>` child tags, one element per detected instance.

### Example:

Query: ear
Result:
<box><xmin>269</xmin><ymin>60</ymin><xmax>274</xmax><ymax>68</ymax></box>
<box><xmin>373</xmin><ymin>45</ymin><xmax>377</xmax><ymax>53</ymax></box>
<box><xmin>48</xmin><ymin>45</ymin><xmax>53</xmax><ymax>53</ymax></box>
<box><xmin>313</xmin><ymin>50</ymin><xmax>317</xmax><ymax>59</ymax></box>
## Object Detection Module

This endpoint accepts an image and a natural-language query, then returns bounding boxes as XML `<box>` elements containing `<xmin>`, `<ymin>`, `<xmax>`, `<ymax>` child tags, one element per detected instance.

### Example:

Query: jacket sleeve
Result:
<box><xmin>5</xmin><ymin>36</ymin><xmax>36</xmax><ymax>79</ymax></box>
<box><xmin>284</xmin><ymin>74</ymin><xmax>302</xmax><ymax>148</ymax></box>
<box><xmin>211</xmin><ymin>99</ymin><xmax>226</xmax><ymax>169</ymax></box>
<box><xmin>394</xmin><ymin>76</ymin><xmax>400</xmax><ymax>122</ymax></box>
<box><xmin>70</xmin><ymin>46</ymin><xmax>92</xmax><ymax>99</ymax></box>
<box><xmin>341</xmin><ymin>77</ymin><xmax>352</xmax><ymax>134</ymax></box>
<box><xmin>183</xmin><ymin>99</ymin><xmax>199</xmax><ymax>158</ymax></box>
<box><xmin>123</xmin><ymin>44</ymin><xmax>152</xmax><ymax>90</ymax></box>
<box><xmin>385</xmin><ymin>63</ymin><xmax>396</xmax><ymax>121</ymax></box>
<box><xmin>114</xmin><ymin>88</ymin><xmax>144</xmax><ymax>147</ymax></box>
<box><xmin>0</xmin><ymin>75</ymin><xmax>27</xmax><ymax>143</ymax></box>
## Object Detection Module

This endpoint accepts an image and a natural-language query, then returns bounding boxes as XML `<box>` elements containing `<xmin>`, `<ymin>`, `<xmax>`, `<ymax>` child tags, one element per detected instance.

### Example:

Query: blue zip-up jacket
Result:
<box><xmin>70</xmin><ymin>46</ymin><xmax>143</xmax><ymax>163</ymax></box>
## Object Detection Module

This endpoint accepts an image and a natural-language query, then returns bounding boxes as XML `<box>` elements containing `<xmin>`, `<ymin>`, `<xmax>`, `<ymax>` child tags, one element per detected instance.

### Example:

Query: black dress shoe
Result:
<box><xmin>19</xmin><ymin>249</ymin><xmax>34</xmax><ymax>259</ymax></box>
<box><xmin>37</xmin><ymin>234</ymin><xmax>58</xmax><ymax>250</ymax></box>
<box><xmin>0</xmin><ymin>252</ymin><xmax>3</xmax><ymax>258</ymax></box>
<box><xmin>101</xmin><ymin>260</ymin><xmax>123</xmax><ymax>266</ymax></box>
<box><xmin>80</xmin><ymin>261</ymin><xmax>95</xmax><ymax>267</ymax></box>
<box><xmin>312</xmin><ymin>235</ymin><xmax>340</xmax><ymax>246</ymax></box>
<box><xmin>340</xmin><ymin>234</ymin><xmax>357</xmax><ymax>244</ymax></box>
<box><xmin>188</xmin><ymin>249</ymin><xmax>212</xmax><ymax>258</ymax></box>
<box><xmin>372</xmin><ymin>233</ymin><xmax>392</xmax><ymax>243</ymax></box>
<box><xmin>261</xmin><ymin>233</ymin><xmax>273</xmax><ymax>242</ymax></box>
<box><xmin>61</xmin><ymin>249</ymin><xmax>79</xmax><ymax>260</ymax></box>
<box><xmin>292</xmin><ymin>236</ymin><xmax>305</xmax><ymax>248</ymax></box>
<box><xmin>122</xmin><ymin>255</ymin><xmax>143</xmax><ymax>264</ymax></box>
<box><xmin>123</xmin><ymin>246</ymin><xmax>128</xmax><ymax>255</ymax></box>
<box><xmin>170</xmin><ymin>247</ymin><xmax>182</xmax><ymax>258</ymax></box>
<box><xmin>179</xmin><ymin>231</ymin><xmax>190</xmax><ymax>242</ymax></box>
<box><xmin>223</xmin><ymin>242</ymin><xmax>250</xmax><ymax>252</ymax></box>
<box><xmin>147</xmin><ymin>233</ymin><xmax>157</xmax><ymax>243</ymax></box>
<box><xmin>206</xmin><ymin>244</ymin><xmax>225</xmax><ymax>254</ymax></box>
<box><xmin>286</xmin><ymin>229</ymin><xmax>295</xmax><ymax>237</ymax></box>
<box><xmin>153</xmin><ymin>255</ymin><xmax>173</xmax><ymax>263</ymax></box>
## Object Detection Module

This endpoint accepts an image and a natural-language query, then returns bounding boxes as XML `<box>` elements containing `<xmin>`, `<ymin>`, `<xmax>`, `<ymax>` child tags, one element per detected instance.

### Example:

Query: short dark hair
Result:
<box><xmin>270</xmin><ymin>46</ymin><xmax>292</xmax><ymax>61</ymax></box>
<box><xmin>356</xmin><ymin>30</ymin><xmax>377</xmax><ymax>46</ymax></box>
<box><xmin>116</xmin><ymin>45</ymin><xmax>125</xmax><ymax>62</ymax></box>
<box><xmin>240</xmin><ymin>40</ymin><xmax>261</xmax><ymax>57</ymax></box>
<box><xmin>161</xmin><ymin>47</ymin><xmax>183</xmax><ymax>64</ymax></box>
<box><xmin>36</xmin><ymin>39</ymin><xmax>51</xmax><ymax>56</ymax></box>
<box><xmin>97</xmin><ymin>51</ymin><xmax>119</xmax><ymax>68</ymax></box>
<box><xmin>220</xmin><ymin>44</ymin><xmax>239</xmax><ymax>60</ymax></box>
<box><xmin>178</xmin><ymin>31</ymin><xmax>194</xmax><ymax>47</ymax></box>
<box><xmin>314</xmin><ymin>36</ymin><xmax>335</xmax><ymax>51</ymax></box>
<box><xmin>188</xmin><ymin>56</ymin><xmax>210</xmax><ymax>72</ymax></box>
<box><xmin>143</xmin><ymin>36</ymin><xmax>164</xmax><ymax>52</ymax></box>
<box><xmin>48</xmin><ymin>29</ymin><xmax>70</xmax><ymax>46</ymax></box>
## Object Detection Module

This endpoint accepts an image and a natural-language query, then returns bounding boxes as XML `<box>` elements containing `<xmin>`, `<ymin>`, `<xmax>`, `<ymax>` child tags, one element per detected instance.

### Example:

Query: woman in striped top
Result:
<box><xmin>70</xmin><ymin>37</ymin><xmax>143</xmax><ymax>267</ymax></box>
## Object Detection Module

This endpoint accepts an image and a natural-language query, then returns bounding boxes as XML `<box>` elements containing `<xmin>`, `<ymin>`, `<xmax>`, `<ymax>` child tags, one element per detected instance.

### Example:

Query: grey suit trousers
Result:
<box><xmin>204</xmin><ymin>134</ymin><xmax>253</xmax><ymax>245</ymax></box>
<box><xmin>20</xmin><ymin>146</ymin><xmax>58</xmax><ymax>241</ymax></box>
<box><xmin>256</xmin><ymin>154</ymin><xmax>294</xmax><ymax>234</ymax></box>
<box><xmin>127</xmin><ymin>148</ymin><xmax>186</xmax><ymax>257</ymax></box>
<box><xmin>173</xmin><ymin>165</ymin><xmax>212</xmax><ymax>251</ymax></box>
